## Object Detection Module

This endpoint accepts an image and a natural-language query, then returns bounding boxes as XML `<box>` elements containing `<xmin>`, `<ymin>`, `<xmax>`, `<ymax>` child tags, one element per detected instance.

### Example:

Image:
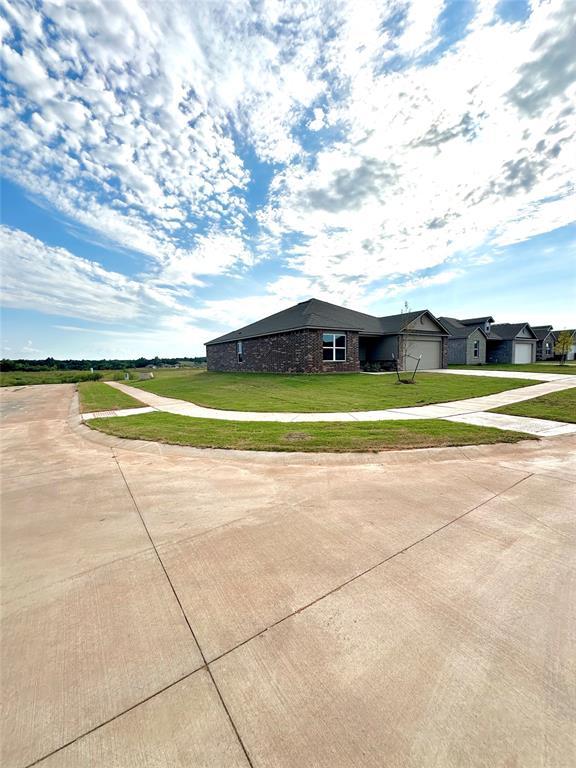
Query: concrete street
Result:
<box><xmin>1</xmin><ymin>384</ymin><xmax>575</xmax><ymax>767</ymax></box>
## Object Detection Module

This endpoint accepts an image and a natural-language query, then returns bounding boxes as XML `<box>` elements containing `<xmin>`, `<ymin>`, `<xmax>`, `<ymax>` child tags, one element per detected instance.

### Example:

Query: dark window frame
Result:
<box><xmin>473</xmin><ymin>339</ymin><xmax>480</xmax><ymax>358</ymax></box>
<box><xmin>237</xmin><ymin>340</ymin><xmax>243</xmax><ymax>363</ymax></box>
<box><xmin>322</xmin><ymin>332</ymin><xmax>346</xmax><ymax>362</ymax></box>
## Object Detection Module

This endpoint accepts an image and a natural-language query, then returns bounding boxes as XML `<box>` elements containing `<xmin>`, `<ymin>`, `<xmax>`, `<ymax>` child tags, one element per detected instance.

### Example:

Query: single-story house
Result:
<box><xmin>438</xmin><ymin>316</ymin><xmax>493</xmax><ymax>365</ymax></box>
<box><xmin>531</xmin><ymin>325</ymin><xmax>556</xmax><ymax>361</ymax></box>
<box><xmin>205</xmin><ymin>298</ymin><xmax>449</xmax><ymax>373</ymax></box>
<box><xmin>554</xmin><ymin>329</ymin><xmax>576</xmax><ymax>360</ymax></box>
<box><xmin>485</xmin><ymin>323</ymin><xmax>537</xmax><ymax>364</ymax></box>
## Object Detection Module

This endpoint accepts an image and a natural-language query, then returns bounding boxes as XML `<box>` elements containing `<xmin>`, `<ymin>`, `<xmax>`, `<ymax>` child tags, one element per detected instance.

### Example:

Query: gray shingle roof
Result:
<box><xmin>531</xmin><ymin>325</ymin><xmax>555</xmax><ymax>341</ymax></box>
<box><xmin>438</xmin><ymin>316</ymin><xmax>487</xmax><ymax>339</ymax></box>
<box><xmin>459</xmin><ymin>316</ymin><xmax>494</xmax><ymax>326</ymax></box>
<box><xmin>206</xmin><ymin>298</ymin><xmax>447</xmax><ymax>345</ymax></box>
<box><xmin>487</xmin><ymin>323</ymin><xmax>536</xmax><ymax>341</ymax></box>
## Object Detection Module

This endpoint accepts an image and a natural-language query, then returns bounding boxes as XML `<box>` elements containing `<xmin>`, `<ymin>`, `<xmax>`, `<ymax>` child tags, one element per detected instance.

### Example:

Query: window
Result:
<box><xmin>237</xmin><ymin>340</ymin><xmax>243</xmax><ymax>363</ymax></box>
<box><xmin>323</xmin><ymin>333</ymin><xmax>346</xmax><ymax>361</ymax></box>
<box><xmin>473</xmin><ymin>339</ymin><xmax>480</xmax><ymax>358</ymax></box>
<box><xmin>485</xmin><ymin>321</ymin><xmax>491</xmax><ymax>334</ymax></box>
<box><xmin>545</xmin><ymin>341</ymin><xmax>551</xmax><ymax>354</ymax></box>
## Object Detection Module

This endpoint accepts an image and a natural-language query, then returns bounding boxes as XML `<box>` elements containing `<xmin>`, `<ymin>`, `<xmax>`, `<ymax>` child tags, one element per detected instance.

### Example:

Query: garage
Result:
<box><xmin>404</xmin><ymin>337</ymin><xmax>442</xmax><ymax>370</ymax></box>
<box><xmin>513</xmin><ymin>341</ymin><xmax>534</xmax><ymax>364</ymax></box>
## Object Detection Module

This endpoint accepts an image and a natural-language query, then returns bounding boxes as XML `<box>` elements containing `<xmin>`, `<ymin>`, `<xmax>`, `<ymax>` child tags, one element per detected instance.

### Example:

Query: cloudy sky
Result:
<box><xmin>1</xmin><ymin>0</ymin><xmax>575</xmax><ymax>359</ymax></box>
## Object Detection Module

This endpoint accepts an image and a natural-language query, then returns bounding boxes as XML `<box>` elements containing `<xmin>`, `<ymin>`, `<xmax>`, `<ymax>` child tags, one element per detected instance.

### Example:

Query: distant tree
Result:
<box><xmin>400</xmin><ymin>300</ymin><xmax>412</xmax><ymax>314</ymax></box>
<box><xmin>554</xmin><ymin>331</ymin><xmax>573</xmax><ymax>364</ymax></box>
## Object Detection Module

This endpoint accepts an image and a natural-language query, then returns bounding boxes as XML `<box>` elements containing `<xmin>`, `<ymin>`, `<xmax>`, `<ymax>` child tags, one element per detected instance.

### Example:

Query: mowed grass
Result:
<box><xmin>492</xmin><ymin>387</ymin><xmax>576</xmax><ymax>423</ymax></box>
<box><xmin>450</xmin><ymin>363</ymin><xmax>576</xmax><ymax>375</ymax></box>
<box><xmin>78</xmin><ymin>381</ymin><xmax>146</xmax><ymax>413</ymax></box>
<box><xmin>131</xmin><ymin>370</ymin><xmax>538</xmax><ymax>412</ymax></box>
<box><xmin>0</xmin><ymin>370</ymin><xmax>104</xmax><ymax>387</ymax></box>
<box><xmin>0</xmin><ymin>369</ymin><xmax>144</xmax><ymax>387</ymax></box>
<box><xmin>87</xmin><ymin>412</ymin><xmax>533</xmax><ymax>452</ymax></box>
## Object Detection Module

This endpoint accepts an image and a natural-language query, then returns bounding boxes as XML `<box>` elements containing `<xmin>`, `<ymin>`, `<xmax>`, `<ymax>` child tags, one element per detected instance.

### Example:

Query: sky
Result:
<box><xmin>0</xmin><ymin>0</ymin><xmax>575</xmax><ymax>360</ymax></box>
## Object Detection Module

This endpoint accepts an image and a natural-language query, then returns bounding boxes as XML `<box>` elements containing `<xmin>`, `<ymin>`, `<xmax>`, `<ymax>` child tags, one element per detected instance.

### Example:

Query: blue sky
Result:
<box><xmin>1</xmin><ymin>0</ymin><xmax>575</xmax><ymax>358</ymax></box>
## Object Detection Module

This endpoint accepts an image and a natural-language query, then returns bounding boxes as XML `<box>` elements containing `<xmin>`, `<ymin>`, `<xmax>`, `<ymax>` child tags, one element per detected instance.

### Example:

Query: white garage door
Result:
<box><xmin>514</xmin><ymin>342</ymin><xmax>533</xmax><ymax>364</ymax></box>
<box><xmin>405</xmin><ymin>338</ymin><xmax>441</xmax><ymax>370</ymax></box>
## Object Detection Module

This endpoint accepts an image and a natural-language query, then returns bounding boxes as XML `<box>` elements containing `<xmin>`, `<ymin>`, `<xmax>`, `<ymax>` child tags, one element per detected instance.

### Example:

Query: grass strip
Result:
<box><xmin>492</xmin><ymin>387</ymin><xmax>576</xmax><ymax>423</ymax></box>
<box><xmin>87</xmin><ymin>412</ymin><xmax>534</xmax><ymax>452</ymax></box>
<box><xmin>78</xmin><ymin>381</ymin><xmax>146</xmax><ymax>413</ymax></box>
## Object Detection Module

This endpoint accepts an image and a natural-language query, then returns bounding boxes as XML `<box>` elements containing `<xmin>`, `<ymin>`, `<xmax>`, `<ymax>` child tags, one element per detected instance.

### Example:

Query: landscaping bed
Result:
<box><xmin>87</xmin><ymin>412</ymin><xmax>533</xmax><ymax>452</ymax></box>
<box><xmin>130</xmin><ymin>370</ymin><xmax>538</xmax><ymax>413</ymax></box>
<box><xmin>492</xmin><ymin>387</ymin><xmax>576</xmax><ymax>423</ymax></box>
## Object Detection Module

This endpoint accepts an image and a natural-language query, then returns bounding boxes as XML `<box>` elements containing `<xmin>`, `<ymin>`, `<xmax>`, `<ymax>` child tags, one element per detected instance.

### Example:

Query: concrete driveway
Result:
<box><xmin>1</xmin><ymin>384</ymin><xmax>575</xmax><ymax>767</ymax></box>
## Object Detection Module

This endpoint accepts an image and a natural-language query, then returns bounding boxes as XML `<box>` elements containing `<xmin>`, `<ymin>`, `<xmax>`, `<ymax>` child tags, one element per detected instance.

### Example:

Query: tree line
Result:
<box><xmin>0</xmin><ymin>356</ymin><xmax>207</xmax><ymax>372</ymax></box>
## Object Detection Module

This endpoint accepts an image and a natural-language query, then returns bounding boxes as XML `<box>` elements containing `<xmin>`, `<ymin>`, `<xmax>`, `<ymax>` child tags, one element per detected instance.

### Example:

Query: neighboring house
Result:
<box><xmin>554</xmin><ymin>329</ymin><xmax>576</xmax><ymax>360</ymax></box>
<box><xmin>205</xmin><ymin>298</ymin><xmax>449</xmax><ymax>373</ymax></box>
<box><xmin>438</xmin><ymin>316</ymin><xmax>492</xmax><ymax>365</ymax></box>
<box><xmin>531</xmin><ymin>325</ymin><xmax>556</xmax><ymax>361</ymax></box>
<box><xmin>485</xmin><ymin>323</ymin><xmax>537</xmax><ymax>364</ymax></box>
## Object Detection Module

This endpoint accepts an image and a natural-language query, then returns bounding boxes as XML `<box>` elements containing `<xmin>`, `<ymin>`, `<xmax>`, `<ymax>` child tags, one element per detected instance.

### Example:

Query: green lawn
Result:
<box><xmin>0</xmin><ymin>370</ymin><xmax>104</xmax><ymax>387</ymax></box>
<box><xmin>78</xmin><ymin>381</ymin><xmax>146</xmax><ymax>413</ymax></box>
<box><xmin>87</xmin><ymin>412</ymin><xmax>533</xmax><ymax>452</ymax></box>
<box><xmin>130</xmin><ymin>370</ymin><xmax>538</xmax><ymax>412</ymax></box>
<box><xmin>492</xmin><ymin>387</ymin><xmax>576</xmax><ymax>423</ymax></box>
<box><xmin>450</xmin><ymin>363</ymin><xmax>576</xmax><ymax>375</ymax></box>
<box><xmin>0</xmin><ymin>369</ymin><xmax>143</xmax><ymax>387</ymax></box>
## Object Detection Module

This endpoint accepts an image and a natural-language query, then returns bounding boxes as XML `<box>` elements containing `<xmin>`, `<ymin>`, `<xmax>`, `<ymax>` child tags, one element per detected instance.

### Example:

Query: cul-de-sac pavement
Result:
<box><xmin>1</xmin><ymin>383</ymin><xmax>575</xmax><ymax>767</ymax></box>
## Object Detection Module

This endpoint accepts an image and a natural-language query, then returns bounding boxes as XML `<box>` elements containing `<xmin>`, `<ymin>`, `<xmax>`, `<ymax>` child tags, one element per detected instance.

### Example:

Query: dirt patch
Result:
<box><xmin>283</xmin><ymin>431</ymin><xmax>312</xmax><ymax>442</ymax></box>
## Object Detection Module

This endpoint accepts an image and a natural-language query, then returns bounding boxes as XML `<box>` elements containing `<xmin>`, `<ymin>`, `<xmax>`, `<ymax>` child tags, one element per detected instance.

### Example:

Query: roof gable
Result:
<box><xmin>488</xmin><ymin>323</ymin><xmax>537</xmax><ymax>340</ymax></box>
<box><xmin>438</xmin><ymin>316</ymin><xmax>487</xmax><ymax>339</ymax></box>
<box><xmin>379</xmin><ymin>310</ymin><xmax>449</xmax><ymax>335</ymax></box>
<box><xmin>531</xmin><ymin>325</ymin><xmax>555</xmax><ymax>341</ymax></box>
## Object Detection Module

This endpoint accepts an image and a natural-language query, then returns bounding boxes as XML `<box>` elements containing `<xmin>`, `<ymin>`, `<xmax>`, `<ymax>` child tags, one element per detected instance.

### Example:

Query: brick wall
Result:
<box><xmin>206</xmin><ymin>329</ymin><xmax>360</xmax><ymax>373</ymax></box>
<box><xmin>441</xmin><ymin>336</ymin><xmax>448</xmax><ymax>368</ymax></box>
<box><xmin>487</xmin><ymin>339</ymin><xmax>513</xmax><ymax>363</ymax></box>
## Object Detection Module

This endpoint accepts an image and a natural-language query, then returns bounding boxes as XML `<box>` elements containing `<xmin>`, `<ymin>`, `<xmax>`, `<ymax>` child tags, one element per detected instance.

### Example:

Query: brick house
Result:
<box><xmin>485</xmin><ymin>323</ymin><xmax>537</xmax><ymax>363</ymax></box>
<box><xmin>205</xmin><ymin>298</ymin><xmax>449</xmax><ymax>373</ymax></box>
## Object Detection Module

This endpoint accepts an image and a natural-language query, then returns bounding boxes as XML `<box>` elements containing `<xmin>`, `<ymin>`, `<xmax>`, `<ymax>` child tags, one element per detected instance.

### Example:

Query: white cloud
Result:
<box><xmin>0</xmin><ymin>226</ymin><xmax>184</xmax><ymax>323</ymax></box>
<box><xmin>396</xmin><ymin>0</ymin><xmax>446</xmax><ymax>56</ymax></box>
<box><xmin>157</xmin><ymin>232</ymin><xmax>255</xmax><ymax>286</ymax></box>
<box><xmin>257</xmin><ymin>0</ymin><xmax>576</xmax><ymax>295</ymax></box>
<box><xmin>0</xmin><ymin>0</ymin><xmax>574</xmax><ymax>322</ymax></box>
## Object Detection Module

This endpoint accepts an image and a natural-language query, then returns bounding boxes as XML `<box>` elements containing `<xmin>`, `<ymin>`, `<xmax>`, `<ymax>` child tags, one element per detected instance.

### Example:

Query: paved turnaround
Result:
<box><xmin>1</xmin><ymin>384</ymin><xmax>575</xmax><ymax>767</ymax></box>
<box><xmin>82</xmin><ymin>372</ymin><xmax>576</xmax><ymax>436</ymax></box>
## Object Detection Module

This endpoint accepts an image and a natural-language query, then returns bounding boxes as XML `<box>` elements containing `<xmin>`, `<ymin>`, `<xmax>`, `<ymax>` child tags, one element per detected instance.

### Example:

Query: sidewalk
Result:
<box><xmin>81</xmin><ymin>375</ymin><xmax>576</xmax><ymax>436</ymax></box>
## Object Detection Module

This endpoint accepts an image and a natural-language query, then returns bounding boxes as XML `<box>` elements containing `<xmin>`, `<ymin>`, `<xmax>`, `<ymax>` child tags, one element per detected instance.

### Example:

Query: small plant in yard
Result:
<box><xmin>555</xmin><ymin>331</ymin><xmax>573</xmax><ymax>364</ymax></box>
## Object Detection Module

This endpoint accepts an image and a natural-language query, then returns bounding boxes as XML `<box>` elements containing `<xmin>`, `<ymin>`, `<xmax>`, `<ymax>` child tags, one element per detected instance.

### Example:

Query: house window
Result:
<box><xmin>473</xmin><ymin>340</ymin><xmax>480</xmax><ymax>358</ymax></box>
<box><xmin>545</xmin><ymin>341</ymin><xmax>551</xmax><ymax>353</ymax></box>
<box><xmin>485</xmin><ymin>321</ymin><xmax>491</xmax><ymax>334</ymax></box>
<box><xmin>323</xmin><ymin>333</ymin><xmax>346</xmax><ymax>361</ymax></box>
<box><xmin>237</xmin><ymin>341</ymin><xmax>243</xmax><ymax>363</ymax></box>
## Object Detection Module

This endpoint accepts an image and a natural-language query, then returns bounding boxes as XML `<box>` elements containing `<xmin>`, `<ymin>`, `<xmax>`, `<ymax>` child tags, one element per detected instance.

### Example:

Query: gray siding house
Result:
<box><xmin>439</xmin><ymin>316</ymin><xmax>492</xmax><ymax>364</ymax></box>
<box><xmin>206</xmin><ymin>298</ymin><xmax>449</xmax><ymax>373</ymax></box>
<box><xmin>531</xmin><ymin>325</ymin><xmax>556</xmax><ymax>361</ymax></box>
<box><xmin>486</xmin><ymin>323</ymin><xmax>537</xmax><ymax>363</ymax></box>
